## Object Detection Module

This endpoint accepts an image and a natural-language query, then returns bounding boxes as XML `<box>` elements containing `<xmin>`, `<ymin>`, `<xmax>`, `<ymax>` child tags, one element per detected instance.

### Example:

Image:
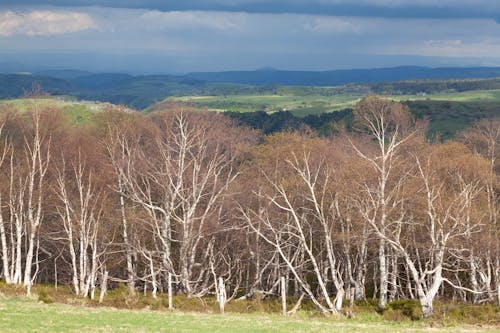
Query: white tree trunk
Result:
<box><xmin>119</xmin><ymin>178</ymin><xmax>135</xmax><ymax>296</ymax></box>
<box><xmin>0</xmin><ymin>202</ymin><xmax>11</xmax><ymax>283</ymax></box>
<box><xmin>13</xmin><ymin>217</ymin><xmax>22</xmax><ymax>284</ymax></box>
<box><xmin>378</xmin><ymin>239</ymin><xmax>388</xmax><ymax>309</ymax></box>
<box><xmin>168</xmin><ymin>272</ymin><xmax>173</xmax><ymax>309</ymax></box>
<box><xmin>23</xmin><ymin>231</ymin><xmax>36</xmax><ymax>294</ymax></box>
<box><xmin>281</xmin><ymin>276</ymin><xmax>287</xmax><ymax>316</ymax></box>
<box><xmin>99</xmin><ymin>270</ymin><xmax>108</xmax><ymax>304</ymax></box>
<box><xmin>218</xmin><ymin>277</ymin><xmax>226</xmax><ymax>314</ymax></box>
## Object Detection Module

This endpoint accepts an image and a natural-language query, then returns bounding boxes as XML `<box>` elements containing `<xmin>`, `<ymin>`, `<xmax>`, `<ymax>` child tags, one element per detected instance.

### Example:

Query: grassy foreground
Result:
<box><xmin>0</xmin><ymin>297</ymin><xmax>497</xmax><ymax>333</ymax></box>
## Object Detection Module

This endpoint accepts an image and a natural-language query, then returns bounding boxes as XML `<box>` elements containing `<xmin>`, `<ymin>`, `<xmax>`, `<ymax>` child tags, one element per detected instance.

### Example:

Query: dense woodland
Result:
<box><xmin>0</xmin><ymin>96</ymin><xmax>498</xmax><ymax>318</ymax></box>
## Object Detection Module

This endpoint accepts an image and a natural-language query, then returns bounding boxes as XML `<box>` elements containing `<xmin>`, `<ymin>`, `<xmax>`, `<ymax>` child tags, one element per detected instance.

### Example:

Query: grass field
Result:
<box><xmin>3</xmin><ymin>89</ymin><xmax>500</xmax><ymax>119</ymax></box>
<box><xmin>0</xmin><ymin>97</ymin><xmax>132</xmax><ymax>124</ymax></box>
<box><xmin>392</xmin><ymin>89</ymin><xmax>500</xmax><ymax>103</ymax></box>
<box><xmin>164</xmin><ymin>89</ymin><xmax>500</xmax><ymax>117</ymax></box>
<box><xmin>162</xmin><ymin>93</ymin><xmax>364</xmax><ymax>116</ymax></box>
<box><xmin>0</xmin><ymin>297</ymin><xmax>497</xmax><ymax>333</ymax></box>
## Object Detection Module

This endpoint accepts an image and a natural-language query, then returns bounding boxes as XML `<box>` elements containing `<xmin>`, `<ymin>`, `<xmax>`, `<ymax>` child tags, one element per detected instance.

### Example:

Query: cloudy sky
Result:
<box><xmin>2</xmin><ymin>1</ymin><xmax>500</xmax><ymax>73</ymax></box>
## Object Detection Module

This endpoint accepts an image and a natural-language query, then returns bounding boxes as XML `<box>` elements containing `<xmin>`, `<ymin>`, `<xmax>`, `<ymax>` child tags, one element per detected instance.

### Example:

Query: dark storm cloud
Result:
<box><xmin>2</xmin><ymin>1</ymin><xmax>500</xmax><ymax>72</ymax></box>
<box><xmin>2</xmin><ymin>0</ymin><xmax>500</xmax><ymax>20</ymax></box>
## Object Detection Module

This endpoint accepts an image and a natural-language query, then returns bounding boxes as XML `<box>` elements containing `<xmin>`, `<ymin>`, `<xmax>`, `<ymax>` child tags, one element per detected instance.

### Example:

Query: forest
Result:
<box><xmin>0</xmin><ymin>96</ymin><xmax>497</xmax><ymax>320</ymax></box>
<box><xmin>226</xmin><ymin>99</ymin><xmax>500</xmax><ymax>139</ymax></box>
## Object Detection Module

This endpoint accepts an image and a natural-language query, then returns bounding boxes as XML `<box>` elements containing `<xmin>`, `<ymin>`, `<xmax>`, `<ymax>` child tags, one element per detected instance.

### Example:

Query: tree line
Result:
<box><xmin>226</xmin><ymin>100</ymin><xmax>499</xmax><ymax>140</ymax></box>
<box><xmin>0</xmin><ymin>96</ymin><xmax>498</xmax><ymax>318</ymax></box>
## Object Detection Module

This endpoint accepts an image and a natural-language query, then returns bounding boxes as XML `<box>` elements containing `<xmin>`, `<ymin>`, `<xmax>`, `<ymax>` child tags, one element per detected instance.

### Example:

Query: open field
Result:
<box><xmin>0</xmin><ymin>98</ymin><xmax>102</xmax><ymax>123</ymax></box>
<box><xmin>0</xmin><ymin>97</ymin><xmax>134</xmax><ymax>123</ymax></box>
<box><xmin>392</xmin><ymin>89</ymin><xmax>500</xmax><ymax>103</ymax></box>
<box><xmin>164</xmin><ymin>89</ymin><xmax>500</xmax><ymax>117</ymax></box>
<box><xmin>3</xmin><ymin>88</ymin><xmax>500</xmax><ymax>120</ymax></box>
<box><xmin>162</xmin><ymin>93</ymin><xmax>364</xmax><ymax>116</ymax></box>
<box><xmin>0</xmin><ymin>297</ymin><xmax>498</xmax><ymax>333</ymax></box>
<box><xmin>0</xmin><ymin>90</ymin><xmax>498</xmax><ymax>140</ymax></box>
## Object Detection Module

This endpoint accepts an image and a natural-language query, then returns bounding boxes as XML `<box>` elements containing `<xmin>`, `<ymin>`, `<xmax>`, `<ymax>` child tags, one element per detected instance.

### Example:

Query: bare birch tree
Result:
<box><xmin>55</xmin><ymin>153</ymin><xmax>104</xmax><ymax>298</ymax></box>
<box><xmin>350</xmin><ymin>96</ymin><xmax>416</xmax><ymax>309</ymax></box>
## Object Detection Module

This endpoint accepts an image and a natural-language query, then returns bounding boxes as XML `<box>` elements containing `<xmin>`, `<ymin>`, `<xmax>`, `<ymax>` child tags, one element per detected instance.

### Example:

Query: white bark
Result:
<box><xmin>55</xmin><ymin>155</ymin><xmax>102</xmax><ymax>298</ymax></box>
<box><xmin>281</xmin><ymin>276</ymin><xmax>287</xmax><ymax>316</ymax></box>
<box><xmin>168</xmin><ymin>272</ymin><xmax>173</xmax><ymax>309</ymax></box>
<box><xmin>106</xmin><ymin>129</ymin><xmax>137</xmax><ymax>295</ymax></box>
<box><xmin>0</xmin><ymin>125</ymin><xmax>10</xmax><ymax>284</ymax></box>
<box><xmin>99</xmin><ymin>270</ymin><xmax>108</xmax><ymax>304</ymax></box>
<box><xmin>117</xmin><ymin>112</ymin><xmax>238</xmax><ymax>296</ymax></box>
<box><xmin>23</xmin><ymin>112</ymin><xmax>50</xmax><ymax>293</ymax></box>
<box><xmin>350</xmin><ymin>98</ymin><xmax>415</xmax><ymax>309</ymax></box>
<box><xmin>218</xmin><ymin>277</ymin><xmax>226</xmax><ymax>314</ymax></box>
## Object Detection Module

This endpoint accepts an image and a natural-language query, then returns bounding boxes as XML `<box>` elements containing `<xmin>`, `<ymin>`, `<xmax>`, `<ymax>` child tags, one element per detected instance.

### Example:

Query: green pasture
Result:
<box><xmin>165</xmin><ymin>89</ymin><xmax>500</xmax><ymax>117</ymax></box>
<box><xmin>0</xmin><ymin>297</ymin><xmax>497</xmax><ymax>333</ymax></box>
<box><xmin>0</xmin><ymin>98</ymin><xmax>112</xmax><ymax>124</ymax></box>
<box><xmin>165</xmin><ymin>94</ymin><xmax>364</xmax><ymax>116</ymax></box>
<box><xmin>392</xmin><ymin>89</ymin><xmax>500</xmax><ymax>103</ymax></box>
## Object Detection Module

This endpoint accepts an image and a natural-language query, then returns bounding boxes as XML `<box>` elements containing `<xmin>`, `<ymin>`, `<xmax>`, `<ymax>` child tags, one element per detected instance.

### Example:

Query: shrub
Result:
<box><xmin>38</xmin><ymin>288</ymin><xmax>53</xmax><ymax>304</ymax></box>
<box><xmin>431</xmin><ymin>302</ymin><xmax>500</xmax><ymax>326</ymax></box>
<box><xmin>383</xmin><ymin>308</ymin><xmax>407</xmax><ymax>322</ymax></box>
<box><xmin>383</xmin><ymin>300</ymin><xmax>422</xmax><ymax>321</ymax></box>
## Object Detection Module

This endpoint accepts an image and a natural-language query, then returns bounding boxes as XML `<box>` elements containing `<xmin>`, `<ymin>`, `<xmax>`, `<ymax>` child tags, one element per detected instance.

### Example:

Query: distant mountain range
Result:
<box><xmin>186</xmin><ymin>66</ymin><xmax>500</xmax><ymax>86</ymax></box>
<box><xmin>2</xmin><ymin>66</ymin><xmax>500</xmax><ymax>109</ymax></box>
<box><xmin>15</xmin><ymin>65</ymin><xmax>500</xmax><ymax>87</ymax></box>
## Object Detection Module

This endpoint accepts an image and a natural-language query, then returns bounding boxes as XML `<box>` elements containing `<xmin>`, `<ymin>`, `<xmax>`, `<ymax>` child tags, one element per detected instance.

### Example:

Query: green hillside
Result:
<box><xmin>3</xmin><ymin>70</ymin><xmax>500</xmax><ymax>110</ymax></box>
<box><xmin>0</xmin><ymin>98</ymin><xmax>129</xmax><ymax>124</ymax></box>
<box><xmin>161</xmin><ymin>89</ymin><xmax>500</xmax><ymax>117</ymax></box>
<box><xmin>159</xmin><ymin>93</ymin><xmax>363</xmax><ymax>116</ymax></box>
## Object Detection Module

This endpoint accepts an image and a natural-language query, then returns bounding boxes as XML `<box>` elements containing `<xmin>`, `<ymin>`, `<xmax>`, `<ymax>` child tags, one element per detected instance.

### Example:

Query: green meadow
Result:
<box><xmin>392</xmin><ymin>89</ymin><xmax>500</xmax><ymax>103</ymax></box>
<box><xmin>0</xmin><ymin>297</ymin><xmax>497</xmax><ymax>333</ymax></box>
<box><xmin>3</xmin><ymin>89</ymin><xmax>500</xmax><ymax>119</ymax></box>
<box><xmin>0</xmin><ymin>98</ymin><xmax>132</xmax><ymax>124</ymax></box>
<box><xmin>163</xmin><ymin>93</ymin><xmax>364</xmax><ymax>116</ymax></box>
<box><xmin>165</xmin><ymin>89</ymin><xmax>500</xmax><ymax>117</ymax></box>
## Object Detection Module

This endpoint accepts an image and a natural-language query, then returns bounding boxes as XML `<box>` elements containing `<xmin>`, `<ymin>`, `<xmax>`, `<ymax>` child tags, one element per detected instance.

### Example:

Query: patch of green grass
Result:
<box><xmin>0</xmin><ymin>297</ymin><xmax>497</xmax><ymax>333</ymax></box>
<box><xmin>61</xmin><ymin>103</ymin><xmax>100</xmax><ymax>124</ymax></box>
<box><xmin>163</xmin><ymin>89</ymin><xmax>500</xmax><ymax>118</ymax></box>
<box><xmin>0</xmin><ymin>97</ymin><xmax>116</xmax><ymax>125</ymax></box>
<box><xmin>392</xmin><ymin>89</ymin><xmax>500</xmax><ymax>103</ymax></box>
<box><xmin>163</xmin><ymin>94</ymin><xmax>363</xmax><ymax>117</ymax></box>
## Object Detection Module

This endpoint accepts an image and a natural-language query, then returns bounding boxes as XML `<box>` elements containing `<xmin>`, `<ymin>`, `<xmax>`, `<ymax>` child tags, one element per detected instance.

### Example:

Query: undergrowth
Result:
<box><xmin>0</xmin><ymin>281</ymin><xmax>498</xmax><ymax>326</ymax></box>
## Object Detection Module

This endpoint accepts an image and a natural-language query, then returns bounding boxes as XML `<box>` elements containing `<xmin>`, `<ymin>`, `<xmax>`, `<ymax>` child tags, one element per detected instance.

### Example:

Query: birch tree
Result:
<box><xmin>105</xmin><ymin>120</ymin><xmax>142</xmax><ymax>296</ymax></box>
<box><xmin>22</xmin><ymin>110</ymin><xmax>51</xmax><ymax>295</ymax></box>
<box><xmin>242</xmin><ymin>133</ymin><xmax>352</xmax><ymax>314</ymax></box>
<box><xmin>350</xmin><ymin>96</ymin><xmax>416</xmax><ymax>309</ymax></box>
<box><xmin>55</xmin><ymin>154</ymin><xmax>104</xmax><ymax>298</ymax></box>
<box><xmin>121</xmin><ymin>111</ymin><xmax>243</xmax><ymax>296</ymax></box>
<box><xmin>367</xmin><ymin>143</ymin><xmax>488</xmax><ymax>317</ymax></box>
<box><xmin>461</xmin><ymin>119</ymin><xmax>500</xmax><ymax>303</ymax></box>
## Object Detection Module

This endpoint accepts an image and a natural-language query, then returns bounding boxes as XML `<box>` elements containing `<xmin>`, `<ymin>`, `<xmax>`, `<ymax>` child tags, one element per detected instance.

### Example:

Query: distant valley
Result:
<box><xmin>1</xmin><ymin>66</ymin><xmax>500</xmax><ymax>139</ymax></box>
<box><xmin>2</xmin><ymin>66</ymin><xmax>500</xmax><ymax>109</ymax></box>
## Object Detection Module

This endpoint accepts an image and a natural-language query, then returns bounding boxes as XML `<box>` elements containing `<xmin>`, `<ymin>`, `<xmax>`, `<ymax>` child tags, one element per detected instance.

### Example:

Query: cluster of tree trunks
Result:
<box><xmin>0</xmin><ymin>98</ymin><xmax>498</xmax><ymax>318</ymax></box>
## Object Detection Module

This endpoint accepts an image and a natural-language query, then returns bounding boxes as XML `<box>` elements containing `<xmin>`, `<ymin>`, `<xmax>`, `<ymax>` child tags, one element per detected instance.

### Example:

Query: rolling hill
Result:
<box><xmin>1</xmin><ymin>66</ymin><xmax>500</xmax><ymax>109</ymax></box>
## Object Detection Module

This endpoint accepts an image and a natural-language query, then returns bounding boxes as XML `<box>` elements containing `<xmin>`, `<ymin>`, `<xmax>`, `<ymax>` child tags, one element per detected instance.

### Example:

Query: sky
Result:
<box><xmin>2</xmin><ymin>1</ymin><xmax>500</xmax><ymax>73</ymax></box>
